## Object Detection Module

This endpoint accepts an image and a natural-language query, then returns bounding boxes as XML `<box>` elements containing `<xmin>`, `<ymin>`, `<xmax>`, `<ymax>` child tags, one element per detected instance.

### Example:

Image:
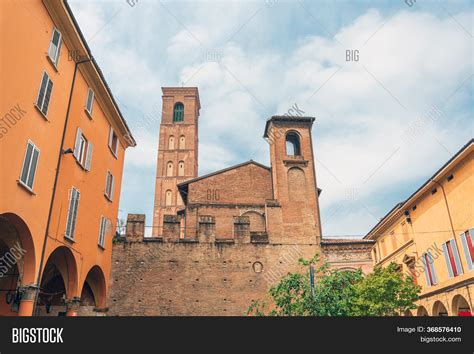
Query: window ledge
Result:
<box><xmin>64</xmin><ymin>235</ymin><xmax>75</xmax><ymax>243</ymax></box>
<box><xmin>46</xmin><ymin>54</ymin><xmax>59</xmax><ymax>72</ymax></box>
<box><xmin>84</xmin><ymin>108</ymin><xmax>93</xmax><ymax>120</ymax></box>
<box><xmin>34</xmin><ymin>104</ymin><xmax>49</xmax><ymax>121</ymax></box>
<box><xmin>104</xmin><ymin>193</ymin><xmax>113</xmax><ymax>203</ymax></box>
<box><xmin>17</xmin><ymin>180</ymin><xmax>36</xmax><ymax>195</ymax></box>
<box><xmin>74</xmin><ymin>158</ymin><xmax>88</xmax><ymax>171</ymax></box>
<box><xmin>108</xmin><ymin>145</ymin><xmax>118</xmax><ymax>159</ymax></box>
<box><xmin>98</xmin><ymin>243</ymin><xmax>105</xmax><ymax>250</ymax></box>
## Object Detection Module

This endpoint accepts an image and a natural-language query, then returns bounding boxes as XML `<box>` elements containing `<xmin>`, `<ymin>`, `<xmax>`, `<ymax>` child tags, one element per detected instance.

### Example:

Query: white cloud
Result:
<box><xmin>70</xmin><ymin>1</ymin><xmax>473</xmax><ymax>236</ymax></box>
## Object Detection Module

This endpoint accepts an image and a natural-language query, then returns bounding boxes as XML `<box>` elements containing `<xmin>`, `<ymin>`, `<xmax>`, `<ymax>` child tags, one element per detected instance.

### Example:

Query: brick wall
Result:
<box><xmin>108</xmin><ymin>238</ymin><xmax>319</xmax><ymax>316</ymax></box>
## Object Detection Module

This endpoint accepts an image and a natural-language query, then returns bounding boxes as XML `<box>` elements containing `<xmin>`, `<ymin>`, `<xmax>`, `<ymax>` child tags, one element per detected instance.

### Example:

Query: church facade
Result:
<box><xmin>107</xmin><ymin>87</ymin><xmax>373</xmax><ymax>316</ymax></box>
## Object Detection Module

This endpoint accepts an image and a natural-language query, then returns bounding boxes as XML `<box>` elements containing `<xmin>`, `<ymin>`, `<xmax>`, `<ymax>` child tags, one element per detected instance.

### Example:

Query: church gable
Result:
<box><xmin>185</xmin><ymin>161</ymin><xmax>273</xmax><ymax>205</ymax></box>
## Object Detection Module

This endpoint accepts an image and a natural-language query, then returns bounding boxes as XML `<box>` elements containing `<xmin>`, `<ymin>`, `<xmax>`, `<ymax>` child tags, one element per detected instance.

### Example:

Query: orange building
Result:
<box><xmin>0</xmin><ymin>0</ymin><xmax>135</xmax><ymax>316</ymax></box>
<box><xmin>365</xmin><ymin>139</ymin><xmax>473</xmax><ymax>316</ymax></box>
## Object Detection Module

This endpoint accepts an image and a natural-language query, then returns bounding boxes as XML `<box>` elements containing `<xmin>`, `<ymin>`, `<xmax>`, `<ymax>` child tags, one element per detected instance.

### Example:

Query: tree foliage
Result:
<box><xmin>248</xmin><ymin>255</ymin><xmax>420</xmax><ymax>316</ymax></box>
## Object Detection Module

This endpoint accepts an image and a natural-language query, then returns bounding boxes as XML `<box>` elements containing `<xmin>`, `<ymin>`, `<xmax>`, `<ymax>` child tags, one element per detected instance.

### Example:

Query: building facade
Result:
<box><xmin>0</xmin><ymin>0</ymin><xmax>135</xmax><ymax>316</ymax></box>
<box><xmin>365</xmin><ymin>139</ymin><xmax>473</xmax><ymax>316</ymax></box>
<box><xmin>108</xmin><ymin>88</ymin><xmax>372</xmax><ymax>316</ymax></box>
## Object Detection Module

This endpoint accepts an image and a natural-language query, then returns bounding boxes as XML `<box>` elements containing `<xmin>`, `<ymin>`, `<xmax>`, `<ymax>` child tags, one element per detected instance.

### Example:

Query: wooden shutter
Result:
<box><xmin>73</xmin><ymin>128</ymin><xmax>82</xmax><ymax>160</ymax></box>
<box><xmin>85</xmin><ymin>142</ymin><xmax>93</xmax><ymax>171</ymax></box>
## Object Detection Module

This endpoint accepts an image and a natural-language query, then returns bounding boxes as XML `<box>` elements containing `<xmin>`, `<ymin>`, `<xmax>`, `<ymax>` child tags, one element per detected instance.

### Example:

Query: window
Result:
<box><xmin>19</xmin><ymin>140</ymin><xmax>40</xmax><ymax>190</ymax></box>
<box><xmin>166</xmin><ymin>161</ymin><xmax>173</xmax><ymax>177</ymax></box>
<box><xmin>179</xmin><ymin>135</ymin><xmax>185</xmax><ymax>149</ymax></box>
<box><xmin>36</xmin><ymin>71</ymin><xmax>53</xmax><ymax>117</ymax></box>
<box><xmin>442</xmin><ymin>239</ymin><xmax>463</xmax><ymax>277</ymax></box>
<box><xmin>65</xmin><ymin>187</ymin><xmax>80</xmax><ymax>240</ymax></box>
<box><xmin>98</xmin><ymin>216</ymin><xmax>108</xmax><ymax>248</ymax></box>
<box><xmin>168</xmin><ymin>136</ymin><xmax>175</xmax><ymax>150</ymax></box>
<box><xmin>173</xmin><ymin>102</ymin><xmax>184</xmax><ymax>122</ymax></box>
<box><xmin>108</xmin><ymin>127</ymin><xmax>119</xmax><ymax>157</ymax></box>
<box><xmin>390</xmin><ymin>231</ymin><xmax>397</xmax><ymax>250</ymax></box>
<box><xmin>460</xmin><ymin>229</ymin><xmax>474</xmax><ymax>271</ymax></box>
<box><xmin>85</xmin><ymin>88</ymin><xmax>94</xmax><ymax>116</ymax></box>
<box><xmin>421</xmin><ymin>251</ymin><xmax>438</xmax><ymax>286</ymax></box>
<box><xmin>73</xmin><ymin>127</ymin><xmax>93</xmax><ymax>170</ymax></box>
<box><xmin>285</xmin><ymin>132</ymin><xmax>301</xmax><ymax>156</ymax></box>
<box><xmin>380</xmin><ymin>239</ymin><xmax>386</xmax><ymax>257</ymax></box>
<box><xmin>105</xmin><ymin>171</ymin><xmax>115</xmax><ymax>201</ymax></box>
<box><xmin>165</xmin><ymin>190</ymin><xmax>172</xmax><ymax>206</ymax></box>
<box><xmin>178</xmin><ymin>161</ymin><xmax>185</xmax><ymax>176</ymax></box>
<box><xmin>47</xmin><ymin>28</ymin><xmax>62</xmax><ymax>66</ymax></box>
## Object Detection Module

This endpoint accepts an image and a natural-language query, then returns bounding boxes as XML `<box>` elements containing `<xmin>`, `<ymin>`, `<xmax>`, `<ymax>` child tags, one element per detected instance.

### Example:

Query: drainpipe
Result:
<box><xmin>431</xmin><ymin>178</ymin><xmax>456</xmax><ymax>239</ymax></box>
<box><xmin>430</xmin><ymin>178</ymin><xmax>463</xmax><ymax>267</ymax></box>
<box><xmin>32</xmin><ymin>57</ymin><xmax>93</xmax><ymax>315</ymax></box>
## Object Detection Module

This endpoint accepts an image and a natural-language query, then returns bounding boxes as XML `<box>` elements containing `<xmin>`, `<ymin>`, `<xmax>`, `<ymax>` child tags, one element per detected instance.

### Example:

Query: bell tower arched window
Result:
<box><xmin>178</xmin><ymin>161</ymin><xmax>185</xmax><ymax>176</ymax></box>
<box><xmin>165</xmin><ymin>190</ymin><xmax>172</xmax><ymax>206</ymax></box>
<box><xmin>168</xmin><ymin>136</ymin><xmax>175</xmax><ymax>150</ymax></box>
<box><xmin>285</xmin><ymin>132</ymin><xmax>301</xmax><ymax>156</ymax></box>
<box><xmin>173</xmin><ymin>102</ymin><xmax>184</xmax><ymax>122</ymax></box>
<box><xmin>166</xmin><ymin>161</ymin><xmax>173</xmax><ymax>176</ymax></box>
<box><xmin>179</xmin><ymin>135</ymin><xmax>185</xmax><ymax>149</ymax></box>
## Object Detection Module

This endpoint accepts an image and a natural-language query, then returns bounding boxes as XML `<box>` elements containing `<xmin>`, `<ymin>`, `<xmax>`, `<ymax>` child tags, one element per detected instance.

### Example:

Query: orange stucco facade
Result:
<box><xmin>365</xmin><ymin>140</ymin><xmax>474</xmax><ymax>316</ymax></box>
<box><xmin>0</xmin><ymin>0</ymin><xmax>135</xmax><ymax>316</ymax></box>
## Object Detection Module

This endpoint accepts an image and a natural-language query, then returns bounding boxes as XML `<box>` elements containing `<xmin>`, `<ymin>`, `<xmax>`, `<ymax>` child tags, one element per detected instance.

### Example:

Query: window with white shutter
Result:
<box><xmin>98</xmin><ymin>216</ymin><xmax>107</xmax><ymax>248</ymax></box>
<box><xmin>108</xmin><ymin>127</ymin><xmax>119</xmax><ymax>157</ymax></box>
<box><xmin>65</xmin><ymin>187</ymin><xmax>80</xmax><ymax>240</ymax></box>
<box><xmin>36</xmin><ymin>71</ymin><xmax>53</xmax><ymax>117</ymax></box>
<box><xmin>85</xmin><ymin>88</ymin><xmax>94</xmax><ymax>117</ymax></box>
<box><xmin>442</xmin><ymin>239</ymin><xmax>463</xmax><ymax>278</ymax></box>
<box><xmin>104</xmin><ymin>171</ymin><xmax>114</xmax><ymax>201</ymax></box>
<box><xmin>421</xmin><ymin>251</ymin><xmax>438</xmax><ymax>286</ymax></box>
<box><xmin>460</xmin><ymin>229</ymin><xmax>474</xmax><ymax>271</ymax></box>
<box><xmin>19</xmin><ymin>140</ymin><xmax>40</xmax><ymax>191</ymax></box>
<box><xmin>73</xmin><ymin>127</ymin><xmax>93</xmax><ymax>170</ymax></box>
<box><xmin>47</xmin><ymin>28</ymin><xmax>62</xmax><ymax>67</ymax></box>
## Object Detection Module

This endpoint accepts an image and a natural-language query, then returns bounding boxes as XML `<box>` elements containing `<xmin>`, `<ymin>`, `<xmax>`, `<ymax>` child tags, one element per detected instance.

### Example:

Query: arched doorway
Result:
<box><xmin>404</xmin><ymin>309</ymin><xmax>413</xmax><ymax>316</ymax></box>
<box><xmin>78</xmin><ymin>265</ymin><xmax>106</xmax><ymax>316</ymax></box>
<box><xmin>451</xmin><ymin>295</ymin><xmax>472</xmax><ymax>316</ymax></box>
<box><xmin>0</xmin><ymin>213</ymin><xmax>36</xmax><ymax>316</ymax></box>
<box><xmin>417</xmin><ymin>306</ymin><xmax>429</xmax><ymax>316</ymax></box>
<box><xmin>432</xmin><ymin>301</ymin><xmax>449</xmax><ymax>316</ymax></box>
<box><xmin>36</xmin><ymin>246</ymin><xmax>78</xmax><ymax>316</ymax></box>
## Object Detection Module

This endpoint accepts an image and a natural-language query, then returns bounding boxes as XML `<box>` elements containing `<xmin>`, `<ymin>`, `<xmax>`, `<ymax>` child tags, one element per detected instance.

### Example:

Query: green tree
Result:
<box><xmin>351</xmin><ymin>263</ymin><xmax>421</xmax><ymax>316</ymax></box>
<box><xmin>248</xmin><ymin>255</ymin><xmax>420</xmax><ymax>316</ymax></box>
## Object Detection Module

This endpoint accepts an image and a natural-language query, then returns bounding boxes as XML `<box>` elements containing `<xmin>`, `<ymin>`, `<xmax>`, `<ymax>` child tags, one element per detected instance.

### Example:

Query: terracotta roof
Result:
<box><xmin>263</xmin><ymin>116</ymin><xmax>315</xmax><ymax>138</ymax></box>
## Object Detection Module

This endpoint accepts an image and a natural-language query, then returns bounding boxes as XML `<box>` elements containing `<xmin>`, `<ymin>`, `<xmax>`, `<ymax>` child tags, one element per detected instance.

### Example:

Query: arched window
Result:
<box><xmin>178</xmin><ymin>161</ymin><xmax>185</xmax><ymax>176</ymax></box>
<box><xmin>177</xmin><ymin>193</ymin><xmax>183</xmax><ymax>206</ymax></box>
<box><xmin>166</xmin><ymin>161</ymin><xmax>173</xmax><ymax>176</ymax></box>
<box><xmin>285</xmin><ymin>132</ymin><xmax>301</xmax><ymax>156</ymax></box>
<box><xmin>179</xmin><ymin>135</ymin><xmax>185</xmax><ymax>149</ymax></box>
<box><xmin>165</xmin><ymin>190</ymin><xmax>172</xmax><ymax>206</ymax></box>
<box><xmin>173</xmin><ymin>102</ymin><xmax>184</xmax><ymax>122</ymax></box>
<box><xmin>168</xmin><ymin>136</ymin><xmax>175</xmax><ymax>150</ymax></box>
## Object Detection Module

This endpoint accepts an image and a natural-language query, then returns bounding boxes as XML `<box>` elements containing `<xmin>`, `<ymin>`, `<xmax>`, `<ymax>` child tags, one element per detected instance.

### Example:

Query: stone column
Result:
<box><xmin>18</xmin><ymin>285</ymin><xmax>39</xmax><ymax>317</ymax></box>
<box><xmin>65</xmin><ymin>297</ymin><xmax>81</xmax><ymax>317</ymax></box>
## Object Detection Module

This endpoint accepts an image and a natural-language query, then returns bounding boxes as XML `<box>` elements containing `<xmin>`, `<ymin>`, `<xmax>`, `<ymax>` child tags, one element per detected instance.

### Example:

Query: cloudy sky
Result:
<box><xmin>69</xmin><ymin>0</ymin><xmax>473</xmax><ymax>238</ymax></box>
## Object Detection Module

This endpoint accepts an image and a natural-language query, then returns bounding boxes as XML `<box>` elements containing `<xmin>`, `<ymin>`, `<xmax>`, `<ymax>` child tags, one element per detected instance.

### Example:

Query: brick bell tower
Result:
<box><xmin>152</xmin><ymin>87</ymin><xmax>200</xmax><ymax>237</ymax></box>
<box><xmin>264</xmin><ymin>116</ymin><xmax>322</xmax><ymax>244</ymax></box>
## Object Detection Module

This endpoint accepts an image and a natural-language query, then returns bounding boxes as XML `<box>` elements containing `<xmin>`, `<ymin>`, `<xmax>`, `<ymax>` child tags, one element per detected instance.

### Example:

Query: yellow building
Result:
<box><xmin>365</xmin><ymin>139</ymin><xmax>473</xmax><ymax>316</ymax></box>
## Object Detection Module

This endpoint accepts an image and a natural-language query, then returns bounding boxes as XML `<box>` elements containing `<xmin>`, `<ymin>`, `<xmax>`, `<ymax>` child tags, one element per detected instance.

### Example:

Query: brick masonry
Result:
<box><xmin>108</xmin><ymin>231</ymin><xmax>320</xmax><ymax>316</ymax></box>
